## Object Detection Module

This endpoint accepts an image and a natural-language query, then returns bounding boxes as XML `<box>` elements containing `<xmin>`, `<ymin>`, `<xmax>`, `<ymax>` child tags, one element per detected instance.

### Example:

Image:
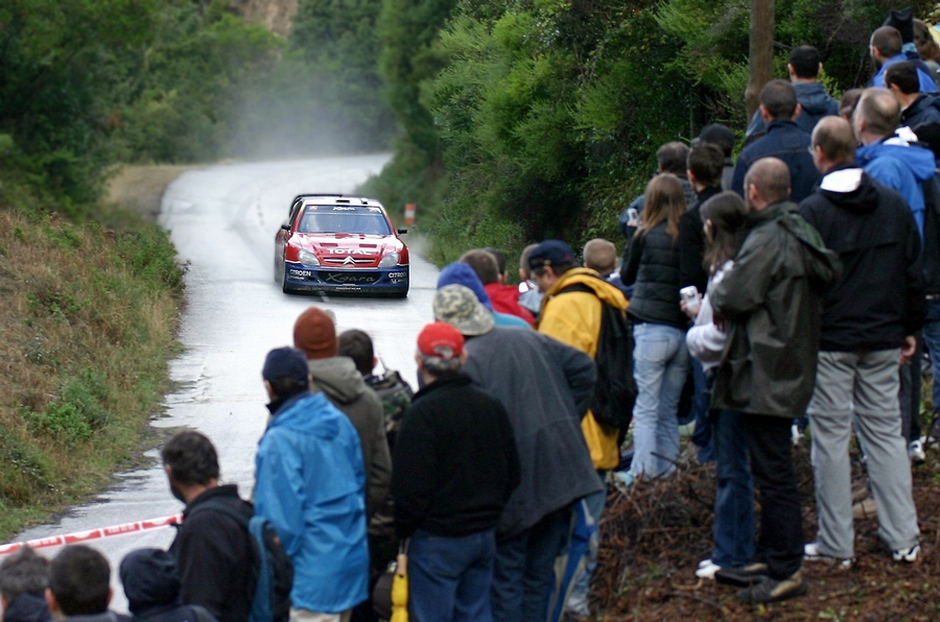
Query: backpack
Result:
<box><xmin>557</xmin><ymin>280</ymin><xmax>637</xmax><ymax>436</ymax></box>
<box><xmin>187</xmin><ymin>500</ymin><xmax>294</xmax><ymax>622</ymax></box>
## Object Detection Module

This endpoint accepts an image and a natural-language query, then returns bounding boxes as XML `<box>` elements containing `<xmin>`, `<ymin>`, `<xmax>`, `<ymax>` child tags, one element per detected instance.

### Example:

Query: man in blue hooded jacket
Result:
<box><xmin>853</xmin><ymin>88</ymin><xmax>936</xmax><ymax>239</ymax></box>
<box><xmin>255</xmin><ymin>347</ymin><xmax>369</xmax><ymax>622</ymax></box>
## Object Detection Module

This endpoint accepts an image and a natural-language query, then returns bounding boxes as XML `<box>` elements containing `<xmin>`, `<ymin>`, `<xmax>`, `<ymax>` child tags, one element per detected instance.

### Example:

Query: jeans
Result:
<box><xmin>492</xmin><ymin>506</ymin><xmax>571</xmax><ymax>622</ymax></box>
<box><xmin>690</xmin><ymin>358</ymin><xmax>714</xmax><ymax>462</ymax></box>
<box><xmin>565</xmin><ymin>472</ymin><xmax>607</xmax><ymax>616</ymax></box>
<box><xmin>409</xmin><ymin>529</ymin><xmax>497</xmax><ymax>622</ymax></box>
<box><xmin>807</xmin><ymin>350</ymin><xmax>920</xmax><ymax>557</ymax></box>
<box><xmin>742</xmin><ymin>414</ymin><xmax>804</xmax><ymax>580</ymax></box>
<box><xmin>630</xmin><ymin>323</ymin><xmax>690</xmax><ymax>478</ymax></box>
<box><xmin>711</xmin><ymin>409</ymin><xmax>754</xmax><ymax>568</ymax></box>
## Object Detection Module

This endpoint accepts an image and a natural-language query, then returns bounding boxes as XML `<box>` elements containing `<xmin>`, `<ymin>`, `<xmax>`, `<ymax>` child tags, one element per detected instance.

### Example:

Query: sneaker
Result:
<box><xmin>736</xmin><ymin>571</ymin><xmax>807</xmax><ymax>604</ymax></box>
<box><xmin>612</xmin><ymin>470</ymin><xmax>634</xmax><ymax>492</ymax></box>
<box><xmin>909</xmin><ymin>439</ymin><xmax>926</xmax><ymax>463</ymax></box>
<box><xmin>791</xmin><ymin>423</ymin><xmax>803</xmax><ymax>446</ymax></box>
<box><xmin>715</xmin><ymin>562</ymin><xmax>769</xmax><ymax>587</ymax></box>
<box><xmin>695</xmin><ymin>559</ymin><xmax>721</xmax><ymax>579</ymax></box>
<box><xmin>803</xmin><ymin>542</ymin><xmax>854</xmax><ymax>569</ymax></box>
<box><xmin>892</xmin><ymin>544</ymin><xmax>920</xmax><ymax>563</ymax></box>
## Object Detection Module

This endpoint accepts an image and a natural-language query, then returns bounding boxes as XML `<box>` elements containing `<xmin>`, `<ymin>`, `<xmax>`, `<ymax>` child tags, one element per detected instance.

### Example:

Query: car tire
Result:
<box><xmin>281</xmin><ymin>268</ymin><xmax>294</xmax><ymax>294</ymax></box>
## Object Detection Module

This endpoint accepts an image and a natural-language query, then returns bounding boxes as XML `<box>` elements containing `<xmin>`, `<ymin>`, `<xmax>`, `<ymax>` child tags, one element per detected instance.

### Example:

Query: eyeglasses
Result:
<box><xmin>807</xmin><ymin>146</ymin><xmax>817</xmax><ymax>155</ymax></box>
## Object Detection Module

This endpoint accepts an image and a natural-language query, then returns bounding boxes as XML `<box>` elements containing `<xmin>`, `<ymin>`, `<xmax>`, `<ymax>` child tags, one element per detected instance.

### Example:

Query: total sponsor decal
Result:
<box><xmin>328</xmin><ymin>248</ymin><xmax>375</xmax><ymax>255</ymax></box>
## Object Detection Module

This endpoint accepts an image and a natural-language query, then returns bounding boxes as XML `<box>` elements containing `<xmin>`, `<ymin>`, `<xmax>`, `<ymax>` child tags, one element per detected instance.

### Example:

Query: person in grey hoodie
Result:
<box><xmin>292</xmin><ymin>307</ymin><xmax>391</xmax><ymax>524</ymax></box>
<box><xmin>746</xmin><ymin>46</ymin><xmax>839</xmax><ymax>138</ymax></box>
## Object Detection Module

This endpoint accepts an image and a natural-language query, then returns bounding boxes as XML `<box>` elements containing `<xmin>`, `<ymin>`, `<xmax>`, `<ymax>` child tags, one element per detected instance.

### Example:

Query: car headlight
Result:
<box><xmin>298</xmin><ymin>250</ymin><xmax>320</xmax><ymax>267</ymax></box>
<box><xmin>378</xmin><ymin>252</ymin><xmax>400</xmax><ymax>268</ymax></box>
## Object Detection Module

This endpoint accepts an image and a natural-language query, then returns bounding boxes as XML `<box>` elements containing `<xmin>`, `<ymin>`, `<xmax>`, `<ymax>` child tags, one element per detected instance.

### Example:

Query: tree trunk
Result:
<box><xmin>746</xmin><ymin>0</ymin><xmax>775</xmax><ymax>120</ymax></box>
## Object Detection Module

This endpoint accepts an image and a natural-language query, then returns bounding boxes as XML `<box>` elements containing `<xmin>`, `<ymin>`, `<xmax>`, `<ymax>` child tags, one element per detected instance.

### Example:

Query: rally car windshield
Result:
<box><xmin>298</xmin><ymin>211</ymin><xmax>391</xmax><ymax>236</ymax></box>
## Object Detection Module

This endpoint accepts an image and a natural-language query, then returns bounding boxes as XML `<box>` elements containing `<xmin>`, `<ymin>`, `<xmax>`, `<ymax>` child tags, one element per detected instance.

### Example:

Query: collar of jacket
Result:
<box><xmin>766</xmin><ymin>119</ymin><xmax>799</xmax><ymax>132</ymax></box>
<box><xmin>266</xmin><ymin>389</ymin><xmax>313</xmax><ymax>418</ymax></box>
<box><xmin>746</xmin><ymin>199</ymin><xmax>795</xmax><ymax>230</ymax></box>
<box><xmin>412</xmin><ymin>373</ymin><xmax>471</xmax><ymax>401</ymax></box>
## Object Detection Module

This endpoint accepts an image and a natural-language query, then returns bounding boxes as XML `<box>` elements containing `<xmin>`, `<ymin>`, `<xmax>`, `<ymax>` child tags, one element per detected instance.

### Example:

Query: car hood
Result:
<box><xmin>292</xmin><ymin>233</ymin><xmax>402</xmax><ymax>266</ymax></box>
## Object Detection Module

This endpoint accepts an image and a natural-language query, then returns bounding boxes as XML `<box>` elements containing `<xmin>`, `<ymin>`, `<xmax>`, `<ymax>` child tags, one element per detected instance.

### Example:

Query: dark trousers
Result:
<box><xmin>491</xmin><ymin>506</ymin><xmax>571</xmax><ymax>622</ymax></box>
<box><xmin>899</xmin><ymin>331</ymin><xmax>923</xmax><ymax>443</ymax></box>
<box><xmin>741</xmin><ymin>414</ymin><xmax>804</xmax><ymax>580</ymax></box>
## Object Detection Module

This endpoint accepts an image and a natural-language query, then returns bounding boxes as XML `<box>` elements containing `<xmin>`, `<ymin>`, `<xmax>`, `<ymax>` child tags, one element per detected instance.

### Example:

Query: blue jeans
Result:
<box><xmin>922</xmin><ymin>302</ymin><xmax>940</xmax><ymax>421</ymax></box>
<box><xmin>491</xmin><ymin>506</ymin><xmax>571</xmax><ymax>622</ymax></box>
<box><xmin>711</xmin><ymin>409</ymin><xmax>755</xmax><ymax>568</ymax></box>
<box><xmin>630</xmin><ymin>323</ymin><xmax>690</xmax><ymax>478</ymax></box>
<box><xmin>409</xmin><ymin>529</ymin><xmax>497</xmax><ymax>622</ymax></box>
<box><xmin>690</xmin><ymin>358</ymin><xmax>714</xmax><ymax>462</ymax></box>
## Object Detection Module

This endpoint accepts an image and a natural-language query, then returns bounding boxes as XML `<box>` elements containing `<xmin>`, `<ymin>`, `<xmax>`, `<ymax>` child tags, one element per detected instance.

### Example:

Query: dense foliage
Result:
<box><xmin>365</xmin><ymin>0</ymin><xmax>938</xmax><ymax>264</ymax></box>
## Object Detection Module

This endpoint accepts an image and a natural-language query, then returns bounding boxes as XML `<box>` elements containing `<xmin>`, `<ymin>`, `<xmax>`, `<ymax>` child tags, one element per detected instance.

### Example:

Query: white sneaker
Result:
<box><xmin>892</xmin><ymin>544</ymin><xmax>920</xmax><ymax>563</ymax></box>
<box><xmin>791</xmin><ymin>423</ymin><xmax>803</xmax><ymax>446</ymax></box>
<box><xmin>695</xmin><ymin>559</ymin><xmax>721</xmax><ymax>579</ymax></box>
<box><xmin>909</xmin><ymin>439</ymin><xmax>926</xmax><ymax>463</ymax></box>
<box><xmin>804</xmin><ymin>542</ymin><xmax>854</xmax><ymax>569</ymax></box>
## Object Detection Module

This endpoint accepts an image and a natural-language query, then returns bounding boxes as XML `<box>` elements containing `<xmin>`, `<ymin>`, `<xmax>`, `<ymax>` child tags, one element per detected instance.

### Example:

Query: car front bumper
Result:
<box><xmin>284</xmin><ymin>262</ymin><xmax>409</xmax><ymax>294</ymax></box>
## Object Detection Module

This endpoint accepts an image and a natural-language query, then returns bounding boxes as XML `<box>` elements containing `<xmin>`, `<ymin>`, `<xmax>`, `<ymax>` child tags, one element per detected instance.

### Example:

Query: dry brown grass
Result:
<box><xmin>0</xmin><ymin>207</ymin><xmax>183</xmax><ymax>539</ymax></box>
<box><xmin>105</xmin><ymin>164</ymin><xmax>198</xmax><ymax>221</ymax></box>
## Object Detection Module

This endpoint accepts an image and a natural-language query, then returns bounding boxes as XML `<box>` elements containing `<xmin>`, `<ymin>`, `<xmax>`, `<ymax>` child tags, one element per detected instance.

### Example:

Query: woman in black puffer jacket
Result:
<box><xmin>620</xmin><ymin>174</ymin><xmax>690</xmax><ymax>479</ymax></box>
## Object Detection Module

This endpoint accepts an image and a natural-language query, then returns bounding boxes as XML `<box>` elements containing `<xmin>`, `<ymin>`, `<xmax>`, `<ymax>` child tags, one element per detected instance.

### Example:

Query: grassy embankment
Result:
<box><xmin>0</xmin><ymin>166</ymin><xmax>189</xmax><ymax>542</ymax></box>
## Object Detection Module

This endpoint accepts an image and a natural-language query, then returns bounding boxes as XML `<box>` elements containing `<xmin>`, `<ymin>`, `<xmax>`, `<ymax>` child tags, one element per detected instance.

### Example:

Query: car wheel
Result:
<box><xmin>281</xmin><ymin>268</ymin><xmax>294</xmax><ymax>294</ymax></box>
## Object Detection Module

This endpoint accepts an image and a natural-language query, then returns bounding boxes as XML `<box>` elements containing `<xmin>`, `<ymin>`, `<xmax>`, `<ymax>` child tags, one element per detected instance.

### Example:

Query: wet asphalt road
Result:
<box><xmin>11</xmin><ymin>154</ymin><xmax>439</xmax><ymax>612</ymax></box>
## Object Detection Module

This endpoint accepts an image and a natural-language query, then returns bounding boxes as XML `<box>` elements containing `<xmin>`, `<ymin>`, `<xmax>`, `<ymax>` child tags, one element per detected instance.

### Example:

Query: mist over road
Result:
<box><xmin>14</xmin><ymin>154</ymin><xmax>439</xmax><ymax>611</ymax></box>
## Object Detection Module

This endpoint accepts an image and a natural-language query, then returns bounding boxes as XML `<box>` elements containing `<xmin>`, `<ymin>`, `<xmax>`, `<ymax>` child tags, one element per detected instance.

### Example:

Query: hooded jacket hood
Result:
<box><xmin>856</xmin><ymin>135</ymin><xmax>937</xmax><ymax>184</ymax></box>
<box><xmin>816</xmin><ymin>165</ymin><xmax>880</xmax><ymax>215</ymax></box>
<box><xmin>793</xmin><ymin>82</ymin><xmax>839</xmax><ymax>116</ymax></box>
<box><xmin>546</xmin><ymin>267</ymin><xmax>628</xmax><ymax>311</ymax></box>
<box><xmin>268</xmin><ymin>390</ymin><xmax>344</xmax><ymax>439</ymax></box>
<box><xmin>773</xmin><ymin>202</ymin><xmax>842</xmax><ymax>288</ymax></box>
<box><xmin>306</xmin><ymin>356</ymin><xmax>368</xmax><ymax>406</ymax></box>
<box><xmin>119</xmin><ymin>549</ymin><xmax>182</xmax><ymax>616</ymax></box>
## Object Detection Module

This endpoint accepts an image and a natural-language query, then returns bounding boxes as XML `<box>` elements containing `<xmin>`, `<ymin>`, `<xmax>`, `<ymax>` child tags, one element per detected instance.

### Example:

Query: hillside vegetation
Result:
<box><xmin>0</xmin><ymin>206</ymin><xmax>184</xmax><ymax>541</ymax></box>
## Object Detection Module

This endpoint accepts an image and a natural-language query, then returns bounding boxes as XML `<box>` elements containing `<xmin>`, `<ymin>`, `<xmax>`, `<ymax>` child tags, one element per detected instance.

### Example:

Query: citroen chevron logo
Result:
<box><xmin>343</xmin><ymin>256</ymin><xmax>356</xmax><ymax>266</ymax></box>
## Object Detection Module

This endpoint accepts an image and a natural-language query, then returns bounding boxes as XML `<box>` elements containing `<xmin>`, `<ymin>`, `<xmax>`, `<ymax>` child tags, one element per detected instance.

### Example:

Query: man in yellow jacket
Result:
<box><xmin>528</xmin><ymin>238</ymin><xmax>629</xmax><ymax>618</ymax></box>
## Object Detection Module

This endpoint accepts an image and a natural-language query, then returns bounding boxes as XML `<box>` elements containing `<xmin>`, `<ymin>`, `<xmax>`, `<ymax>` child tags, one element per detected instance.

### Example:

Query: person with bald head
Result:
<box><xmin>708</xmin><ymin>157</ymin><xmax>839</xmax><ymax>604</ymax></box>
<box><xmin>731</xmin><ymin>80</ymin><xmax>820</xmax><ymax>203</ymax></box>
<box><xmin>854</xmin><ymin>87</ymin><xmax>936</xmax><ymax>237</ymax></box>
<box><xmin>799</xmin><ymin>116</ymin><xmax>924</xmax><ymax>569</ymax></box>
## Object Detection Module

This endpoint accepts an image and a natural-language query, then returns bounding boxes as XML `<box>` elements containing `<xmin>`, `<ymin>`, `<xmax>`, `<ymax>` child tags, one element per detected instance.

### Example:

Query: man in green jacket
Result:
<box><xmin>709</xmin><ymin>157</ymin><xmax>839</xmax><ymax>604</ymax></box>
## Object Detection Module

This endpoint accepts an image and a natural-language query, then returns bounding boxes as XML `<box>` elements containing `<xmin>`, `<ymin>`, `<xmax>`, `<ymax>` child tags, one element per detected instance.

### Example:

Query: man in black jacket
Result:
<box><xmin>885</xmin><ymin>60</ymin><xmax>940</xmax><ymax>129</ymax></box>
<box><xmin>732</xmin><ymin>80</ymin><xmax>820</xmax><ymax>203</ymax></box>
<box><xmin>800</xmin><ymin>116</ymin><xmax>924</xmax><ymax>567</ymax></box>
<box><xmin>162</xmin><ymin>431</ymin><xmax>254</xmax><ymax>622</ymax></box>
<box><xmin>392</xmin><ymin>322</ymin><xmax>520</xmax><ymax>622</ymax></box>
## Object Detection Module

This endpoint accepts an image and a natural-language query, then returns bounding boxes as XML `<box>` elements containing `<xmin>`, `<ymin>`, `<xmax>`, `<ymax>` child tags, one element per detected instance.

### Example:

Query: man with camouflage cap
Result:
<box><xmin>433</xmin><ymin>284</ymin><xmax>601</xmax><ymax>622</ymax></box>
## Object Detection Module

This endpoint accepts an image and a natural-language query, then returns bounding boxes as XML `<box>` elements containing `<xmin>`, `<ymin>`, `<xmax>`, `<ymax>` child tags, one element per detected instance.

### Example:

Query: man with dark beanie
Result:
<box><xmin>255</xmin><ymin>346</ymin><xmax>369</xmax><ymax>621</ymax></box>
<box><xmin>293</xmin><ymin>307</ymin><xmax>391</xmax><ymax>523</ymax></box>
<box><xmin>45</xmin><ymin>546</ymin><xmax>131</xmax><ymax>622</ymax></box>
<box><xmin>119</xmin><ymin>549</ymin><xmax>217</xmax><ymax>622</ymax></box>
<box><xmin>0</xmin><ymin>546</ymin><xmax>51</xmax><ymax>622</ymax></box>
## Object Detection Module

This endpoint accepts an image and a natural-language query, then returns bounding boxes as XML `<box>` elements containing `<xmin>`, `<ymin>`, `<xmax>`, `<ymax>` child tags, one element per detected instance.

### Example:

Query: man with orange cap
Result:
<box><xmin>293</xmin><ymin>307</ymin><xmax>391</xmax><ymax>524</ymax></box>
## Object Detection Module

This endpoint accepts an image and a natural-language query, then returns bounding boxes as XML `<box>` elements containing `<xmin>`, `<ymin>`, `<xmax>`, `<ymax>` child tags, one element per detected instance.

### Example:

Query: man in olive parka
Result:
<box><xmin>709</xmin><ymin>157</ymin><xmax>839</xmax><ymax>604</ymax></box>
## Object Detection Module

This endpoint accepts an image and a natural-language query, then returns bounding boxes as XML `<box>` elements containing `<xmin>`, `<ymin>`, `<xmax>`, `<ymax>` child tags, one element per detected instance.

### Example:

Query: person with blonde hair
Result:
<box><xmin>620</xmin><ymin>173</ymin><xmax>690</xmax><ymax>479</ymax></box>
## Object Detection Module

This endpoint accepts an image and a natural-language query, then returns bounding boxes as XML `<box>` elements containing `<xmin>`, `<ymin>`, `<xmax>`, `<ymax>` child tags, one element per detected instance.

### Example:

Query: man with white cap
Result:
<box><xmin>432</xmin><ymin>284</ymin><xmax>601</xmax><ymax>622</ymax></box>
<box><xmin>392</xmin><ymin>322</ymin><xmax>520</xmax><ymax>622</ymax></box>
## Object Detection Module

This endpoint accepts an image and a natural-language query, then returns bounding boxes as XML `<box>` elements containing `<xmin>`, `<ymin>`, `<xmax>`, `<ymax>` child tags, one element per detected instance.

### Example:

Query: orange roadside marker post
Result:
<box><xmin>404</xmin><ymin>203</ymin><xmax>416</xmax><ymax>226</ymax></box>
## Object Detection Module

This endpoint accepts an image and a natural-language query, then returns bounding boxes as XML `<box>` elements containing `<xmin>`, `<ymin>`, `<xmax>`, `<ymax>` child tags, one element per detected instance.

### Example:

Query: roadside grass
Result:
<box><xmin>0</xmin><ymin>207</ymin><xmax>184</xmax><ymax>542</ymax></box>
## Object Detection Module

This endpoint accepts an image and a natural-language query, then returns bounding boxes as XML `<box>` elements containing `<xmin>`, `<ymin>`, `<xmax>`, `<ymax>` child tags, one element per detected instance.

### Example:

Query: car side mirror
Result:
<box><xmin>397</xmin><ymin>228</ymin><xmax>408</xmax><ymax>235</ymax></box>
<box><xmin>280</xmin><ymin>223</ymin><xmax>290</xmax><ymax>231</ymax></box>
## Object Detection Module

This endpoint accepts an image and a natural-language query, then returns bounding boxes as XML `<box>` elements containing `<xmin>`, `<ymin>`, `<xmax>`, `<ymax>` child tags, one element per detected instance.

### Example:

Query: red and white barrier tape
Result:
<box><xmin>0</xmin><ymin>514</ymin><xmax>183</xmax><ymax>556</ymax></box>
